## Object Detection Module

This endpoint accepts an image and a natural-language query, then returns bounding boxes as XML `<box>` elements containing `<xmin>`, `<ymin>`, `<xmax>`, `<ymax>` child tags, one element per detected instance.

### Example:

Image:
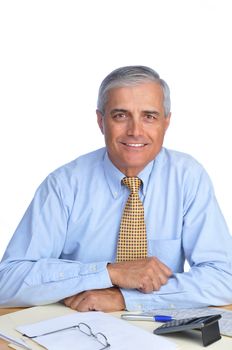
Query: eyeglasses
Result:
<box><xmin>23</xmin><ymin>322</ymin><xmax>111</xmax><ymax>349</ymax></box>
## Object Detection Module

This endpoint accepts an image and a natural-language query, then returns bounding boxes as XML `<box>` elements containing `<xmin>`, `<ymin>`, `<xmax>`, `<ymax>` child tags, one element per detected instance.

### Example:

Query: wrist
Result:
<box><xmin>107</xmin><ymin>263</ymin><xmax>118</xmax><ymax>285</ymax></box>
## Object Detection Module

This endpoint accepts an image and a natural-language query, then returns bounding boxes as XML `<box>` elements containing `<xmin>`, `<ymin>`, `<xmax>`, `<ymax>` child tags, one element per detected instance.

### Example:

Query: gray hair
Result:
<box><xmin>97</xmin><ymin>65</ymin><xmax>171</xmax><ymax>117</ymax></box>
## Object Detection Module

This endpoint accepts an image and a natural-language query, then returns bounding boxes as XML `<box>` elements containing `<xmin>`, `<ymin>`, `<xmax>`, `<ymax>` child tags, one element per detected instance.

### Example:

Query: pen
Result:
<box><xmin>121</xmin><ymin>313</ymin><xmax>174</xmax><ymax>322</ymax></box>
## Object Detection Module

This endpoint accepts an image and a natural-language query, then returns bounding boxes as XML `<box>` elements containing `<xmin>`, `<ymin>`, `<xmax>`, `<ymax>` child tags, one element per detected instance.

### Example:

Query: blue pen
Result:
<box><xmin>121</xmin><ymin>314</ymin><xmax>174</xmax><ymax>322</ymax></box>
<box><xmin>153</xmin><ymin>315</ymin><xmax>173</xmax><ymax>322</ymax></box>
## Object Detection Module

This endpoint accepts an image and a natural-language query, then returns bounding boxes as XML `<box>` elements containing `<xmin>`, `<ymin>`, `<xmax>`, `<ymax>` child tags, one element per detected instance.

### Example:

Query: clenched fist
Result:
<box><xmin>108</xmin><ymin>257</ymin><xmax>172</xmax><ymax>293</ymax></box>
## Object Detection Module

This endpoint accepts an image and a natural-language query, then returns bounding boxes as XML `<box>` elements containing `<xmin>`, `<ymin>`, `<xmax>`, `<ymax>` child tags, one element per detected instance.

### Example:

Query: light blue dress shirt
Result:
<box><xmin>0</xmin><ymin>147</ymin><xmax>232</xmax><ymax>310</ymax></box>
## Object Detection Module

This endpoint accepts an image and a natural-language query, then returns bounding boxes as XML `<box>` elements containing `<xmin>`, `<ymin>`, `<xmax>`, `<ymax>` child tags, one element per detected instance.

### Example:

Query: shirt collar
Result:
<box><xmin>103</xmin><ymin>150</ymin><xmax>155</xmax><ymax>199</ymax></box>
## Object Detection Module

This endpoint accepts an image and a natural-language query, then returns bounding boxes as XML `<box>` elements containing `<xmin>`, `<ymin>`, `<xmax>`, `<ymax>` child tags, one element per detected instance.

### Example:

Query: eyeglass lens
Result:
<box><xmin>78</xmin><ymin>323</ymin><xmax>110</xmax><ymax>348</ymax></box>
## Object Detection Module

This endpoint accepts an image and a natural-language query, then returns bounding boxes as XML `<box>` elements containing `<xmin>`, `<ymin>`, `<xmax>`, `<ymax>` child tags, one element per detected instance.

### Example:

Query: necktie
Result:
<box><xmin>116</xmin><ymin>177</ymin><xmax>147</xmax><ymax>262</ymax></box>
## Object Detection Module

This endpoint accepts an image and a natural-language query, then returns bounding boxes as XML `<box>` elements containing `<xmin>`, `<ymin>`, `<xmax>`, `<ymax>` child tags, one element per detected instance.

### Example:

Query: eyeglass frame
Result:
<box><xmin>23</xmin><ymin>321</ymin><xmax>111</xmax><ymax>350</ymax></box>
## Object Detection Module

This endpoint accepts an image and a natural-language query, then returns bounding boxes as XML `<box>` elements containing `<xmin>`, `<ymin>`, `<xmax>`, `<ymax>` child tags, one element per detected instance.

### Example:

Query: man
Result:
<box><xmin>0</xmin><ymin>66</ymin><xmax>232</xmax><ymax>312</ymax></box>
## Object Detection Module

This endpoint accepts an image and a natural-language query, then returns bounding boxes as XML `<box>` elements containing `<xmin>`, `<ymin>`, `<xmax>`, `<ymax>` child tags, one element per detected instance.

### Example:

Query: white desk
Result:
<box><xmin>0</xmin><ymin>304</ymin><xmax>231</xmax><ymax>349</ymax></box>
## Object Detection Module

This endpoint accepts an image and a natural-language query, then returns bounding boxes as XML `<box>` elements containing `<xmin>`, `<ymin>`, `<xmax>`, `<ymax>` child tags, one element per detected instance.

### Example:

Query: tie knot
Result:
<box><xmin>122</xmin><ymin>177</ymin><xmax>142</xmax><ymax>193</ymax></box>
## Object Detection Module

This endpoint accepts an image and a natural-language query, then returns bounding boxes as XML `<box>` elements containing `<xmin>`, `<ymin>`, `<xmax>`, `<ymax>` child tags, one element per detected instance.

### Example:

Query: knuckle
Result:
<box><xmin>147</xmin><ymin>267</ymin><xmax>155</xmax><ymax>274</ymax></box>
<box><xmin>85</xmin><ymin>293</ymin><xmax>93</xmax><ymax>301</ymax></box>
<box><xmin>70</xmin><ymin>302</ymin><xmax>78</xmax><ymax>310</ymax></box>
<box><xmin>86</xmin><ymin>293</ymin><xmax>97</xmax><ymax>304</ymax></box>
<box><xmin>144</xmin><ymin>285</ymin><xmax>153</xmax><ymax>293</ymax></box>
<box><xmin>153</xmin><ymin>285</ymin><xmax>160</xmax><ymax>291</ymax></box>
<box><xmin>161</xmin><ymin>275</ymin><xmax>168</xmax><ymax>284</ymax></box>
<box><xmin>141</xmin><ymin>275</ymin><xmax>150</xmax><ymax>285</ymax></box>
<box><xmin>152</xmin><ymin>279</ymin><xmax>160</xmax><ymax>291</ymax></box>
<box><xmin>148</xmin><ymin>257</ymin><xmax>158</xmax><ymax>269</ymax></box>
<box><xmin>63</xmin><ymin>298</ymin><xmax>70</xmax><ymax>306</ymax></box>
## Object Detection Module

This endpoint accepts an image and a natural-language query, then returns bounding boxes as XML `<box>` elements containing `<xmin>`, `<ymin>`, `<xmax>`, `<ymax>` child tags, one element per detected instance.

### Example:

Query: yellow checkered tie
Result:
<box><xmin>116</xmin><ymin>177</ymin><xmax>147</xmax><ymax>262</ymax></box>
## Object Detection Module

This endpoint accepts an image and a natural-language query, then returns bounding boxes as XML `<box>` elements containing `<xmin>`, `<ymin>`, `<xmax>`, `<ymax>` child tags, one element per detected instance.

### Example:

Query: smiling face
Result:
<box><xmin>97</xmin><ymin>81</ymin><xmax>171</xmax><ymax>176</ymax></box>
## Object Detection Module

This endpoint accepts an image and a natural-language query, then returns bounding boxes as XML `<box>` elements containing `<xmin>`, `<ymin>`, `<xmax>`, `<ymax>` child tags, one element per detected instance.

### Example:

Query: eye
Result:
<box><xmin>144</xmin><ymin>113</ymin><xmax>158</xmax><ymax>122</ymax></box>
<box><xmin>112</xmin><ymin>113</ymin><xmax>127</xmax><ymax>120</ymax></box>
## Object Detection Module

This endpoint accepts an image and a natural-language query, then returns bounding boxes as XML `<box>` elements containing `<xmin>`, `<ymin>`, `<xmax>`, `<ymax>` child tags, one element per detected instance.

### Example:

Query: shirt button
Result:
<box><xmin>59</xmin><ymin>272</ymin><xmax>64</xmax><ymax>278</ymax></box>
<box><xmin>114</xmin><ymin>192</ymin><xmax>118</xmax><ymax>198</ymax></box>
<box><xmin>89</xmin><ymin>264</ymin><xmax>97</xmax><ymax>272</ymax></box>
<box><xmin>135</xmin><ymin>304</ymin><xmax>142</xmax><ymax>310</ymax></box>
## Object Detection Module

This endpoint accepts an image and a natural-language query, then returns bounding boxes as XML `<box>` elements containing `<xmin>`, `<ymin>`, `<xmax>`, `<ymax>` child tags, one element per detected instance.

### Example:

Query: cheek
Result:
<box><xmin>151</xmin><ymin>124</ymin><xmax>167</xmax><ymax>138</ymax></box>
<box><xmin>147</xmin><ymin>127</ymin><xmax>162</xmax><ymax>140</ymax></box>
<box><xmin>105</xmin><ymin>123</ymin><xmax>123</xmax><ymax>140</ymax></box>
<box><xmin>103</xmin><ymin>127</ymin><xmax>116</xmax><ymax>148</ymax></box>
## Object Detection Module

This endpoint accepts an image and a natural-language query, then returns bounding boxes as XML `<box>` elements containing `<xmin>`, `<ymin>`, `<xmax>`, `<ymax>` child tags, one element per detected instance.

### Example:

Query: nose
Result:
<box><xmin>127</xmin><ymin>118</ymin><xmax>143</xmax><ymax>137</ymax></box>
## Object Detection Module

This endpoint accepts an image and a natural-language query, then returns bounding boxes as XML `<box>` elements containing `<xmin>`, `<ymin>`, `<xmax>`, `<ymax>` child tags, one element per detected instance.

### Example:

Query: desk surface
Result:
<box><xmin>0</xmin><ymin>305</ymin><xmax>232</xmax><ymax>349</ymax></box>
<box><xmin>0</xmin><ymin>308</ymin><xmax>24</xmax><ymax>350</ymax></box>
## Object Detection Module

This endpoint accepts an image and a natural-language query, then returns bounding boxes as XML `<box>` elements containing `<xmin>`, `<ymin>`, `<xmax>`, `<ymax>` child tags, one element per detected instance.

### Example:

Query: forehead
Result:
<box><xmin>105</xmin><ymin>82</ymin><xmax>164</xmax><ymax>110</ymax></box>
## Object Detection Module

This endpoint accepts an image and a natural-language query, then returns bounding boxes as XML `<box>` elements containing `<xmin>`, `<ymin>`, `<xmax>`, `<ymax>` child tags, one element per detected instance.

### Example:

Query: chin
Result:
<box><xmin>121</xmin><ymin>159</ymin><xmax>149</xmax><ymax>173</ymax></box>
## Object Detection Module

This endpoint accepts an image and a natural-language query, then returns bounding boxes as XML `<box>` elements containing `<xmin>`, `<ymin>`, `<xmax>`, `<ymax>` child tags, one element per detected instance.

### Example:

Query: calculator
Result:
<box><xmin>153</xmin><ymin>314</ymin><xmax>221</xmax><ymax>334</ymax></box>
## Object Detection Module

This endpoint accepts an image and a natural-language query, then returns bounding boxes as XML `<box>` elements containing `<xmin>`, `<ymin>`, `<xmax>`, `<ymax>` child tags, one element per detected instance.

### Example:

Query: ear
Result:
<box><xmin>96</xmin><ymin>110</ymin><xmax>105</xmax><ymax>134</ymax></box>
<box><xmin>164</xmin><ymin>112</ymin><xmax>171</xmax><ymax>132</ymax></box>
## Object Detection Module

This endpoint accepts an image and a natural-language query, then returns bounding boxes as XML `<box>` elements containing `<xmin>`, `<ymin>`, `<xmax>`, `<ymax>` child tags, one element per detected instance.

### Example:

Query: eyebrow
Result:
<box><xmin>143</xmin><ymin>110</ymin><xmax>160</xmax><ymax>115</ymax></box>
<box><xmin>110</xmin><ymin>109</ymin><xmax>160</xmax><ymax>115</ymax></box>
<box><xmin>110</xmin><ymin>109</ymin><xmax>128</xmax><ymax>115</ymax></box>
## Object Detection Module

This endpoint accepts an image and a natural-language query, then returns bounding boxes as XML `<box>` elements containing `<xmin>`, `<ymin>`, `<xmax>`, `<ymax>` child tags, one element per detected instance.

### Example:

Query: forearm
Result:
<box><xmin>121</xmin><ymin>265</ymin><xmax>232</xmax><ymax>311</ymax></box>
<box><xmin>0</xmin><ymin>259</ymin><xmax>113</xmax><ymax>306</ymax></box>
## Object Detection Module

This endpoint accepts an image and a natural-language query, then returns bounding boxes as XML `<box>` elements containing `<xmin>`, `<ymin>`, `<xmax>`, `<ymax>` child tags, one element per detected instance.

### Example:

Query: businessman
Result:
<box><xmin>0</xmin><ymin>66</ymin><xmax>232</xmax><ymax>312</ymax></box>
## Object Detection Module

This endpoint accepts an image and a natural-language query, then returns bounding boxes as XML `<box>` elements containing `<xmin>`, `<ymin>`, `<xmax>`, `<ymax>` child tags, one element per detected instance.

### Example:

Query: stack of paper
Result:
<box><xmin>16</xmin><ymin>311</ymin><xmax>177</xmax><ymax>350</ymax></box>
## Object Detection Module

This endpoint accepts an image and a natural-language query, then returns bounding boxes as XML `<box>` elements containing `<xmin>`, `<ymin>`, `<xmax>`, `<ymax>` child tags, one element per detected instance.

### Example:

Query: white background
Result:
<box><xmin>0</xmin><ymin>0</ymin><xmax>231</xmax><ymax>259</ymax></box>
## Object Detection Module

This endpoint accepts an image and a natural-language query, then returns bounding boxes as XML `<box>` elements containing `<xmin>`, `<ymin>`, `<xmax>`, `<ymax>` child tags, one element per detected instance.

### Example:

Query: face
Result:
<box><xmin>97</xmin><ymin>81</ymin><xmax>171</xmax><ymax>176</ymax></box>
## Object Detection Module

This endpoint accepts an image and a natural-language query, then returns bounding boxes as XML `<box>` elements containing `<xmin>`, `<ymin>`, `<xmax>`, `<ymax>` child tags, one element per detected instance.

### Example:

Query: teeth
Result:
<box><xmin>126</xmin><ymin>143</ymin><xmax>145</xmax><ymax>147</ymax></box>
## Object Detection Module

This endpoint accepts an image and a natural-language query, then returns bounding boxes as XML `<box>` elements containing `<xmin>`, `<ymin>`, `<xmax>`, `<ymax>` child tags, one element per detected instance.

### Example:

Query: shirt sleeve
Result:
<box><xmin>121</xmin><ymin>168</ymin><xmax>232</xmax><ymax>311</ymax></box>
<box><xmin>0</xmin><ymin>175</ymin><xmax>113</xmax><ymax>307</ymax></box>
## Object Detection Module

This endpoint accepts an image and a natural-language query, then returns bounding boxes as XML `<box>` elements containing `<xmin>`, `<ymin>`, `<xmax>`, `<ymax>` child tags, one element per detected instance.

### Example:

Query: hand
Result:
<box><xmin>108</xmin><ymin>257</ymin><xmax>172</xmax><ymax>293</ymax></box>
<box><xmin>63</xmin><ymin>287</ymin><xmax>126</xmax><ymax>312</ymax></box>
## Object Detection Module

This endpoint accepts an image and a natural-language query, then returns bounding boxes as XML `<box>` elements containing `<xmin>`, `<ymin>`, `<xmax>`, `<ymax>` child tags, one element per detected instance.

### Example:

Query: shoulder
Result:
<box><xmin>160</xmin><ymin>147</ymin><xmax>205</xmax><ymax>175</ymax></box>
<box><xmin>54</xmin><ymin>148</ymin><xmax>105</xmax><ymax>174</ymax></box>
<box><xmin>41</xmin><ymin>148</ymin><xmax>106</xmax><ymax>189</ymax></box>
<box><xmin>156</xmin><ymin>149</ymin><xmax>216</xmax><ymax>213</ymax></box>
<box><xmin>158</xmin><ymin>147</ymin><xmax>213</xmax><ymax>191</ymax></box>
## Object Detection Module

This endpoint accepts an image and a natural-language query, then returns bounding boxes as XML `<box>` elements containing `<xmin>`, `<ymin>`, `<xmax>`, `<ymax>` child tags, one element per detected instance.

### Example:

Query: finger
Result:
<box><xmin>138</xmin><ymin>285</ymin><xmax>154</xmax><ymax>293</ymax></box>
<box><xmin>138</xmin><ymin>268</ymin><xmax>168</xmax><ymax>292</ymax></box>
<box><xmin>75</xmin><ymin>292</ymin><xmax>98</xmax><ymax>312</ymax></box>
<box><xmin>157</xmin><ymin>272</ymin><xmax>169</xmax><ymax>286</ymax></box>
<box><xmin>63</xmin><ymin>295</ymin><xmax>76</xmax><ymax>307</ymax></box>
<box><xmin>67</xmin><ymin>293</ymin><xmax>86</xmax><ymax>310</ymax></box>
<box><xmin>150</xmin><ymin>264</ymin><xmax>171</xmax><ymax>289</ymax></box>
<box><xmin>138</xmin><ymin>276</ymin><xmax>154</xmax><ymax>293</ymax></box>
<box><xmin>155</xmin><ymin>259</ymin><xmax>173</xmax><ymax>277</ymax></box>
<box><xmin>76</xmin><ymin>298</ymin><xmax>96</xmax><ymax>312</ymax></box>
<box><xmin>139</xmin><ymin>276</ymin><xmax>163</xmax><ymax>293</ymax></box>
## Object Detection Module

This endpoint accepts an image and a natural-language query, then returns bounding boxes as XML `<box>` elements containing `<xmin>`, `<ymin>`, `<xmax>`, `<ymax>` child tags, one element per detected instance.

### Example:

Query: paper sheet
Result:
<box><xmin>16</xmin><ymin>311</ymin><xmax>177</xmax><ymax>350</ymax></box>
<box><xmin>0</xmin><ymin>304</ymin><xmax>75</xmax><ymax>350</ymax></box>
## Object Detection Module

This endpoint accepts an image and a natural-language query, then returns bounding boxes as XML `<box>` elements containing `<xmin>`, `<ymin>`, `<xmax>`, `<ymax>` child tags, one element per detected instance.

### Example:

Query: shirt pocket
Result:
<box><xmin>148</xmin><ymin>238</ymin><xmax>184</xmax><ymax>272</ymax></box>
